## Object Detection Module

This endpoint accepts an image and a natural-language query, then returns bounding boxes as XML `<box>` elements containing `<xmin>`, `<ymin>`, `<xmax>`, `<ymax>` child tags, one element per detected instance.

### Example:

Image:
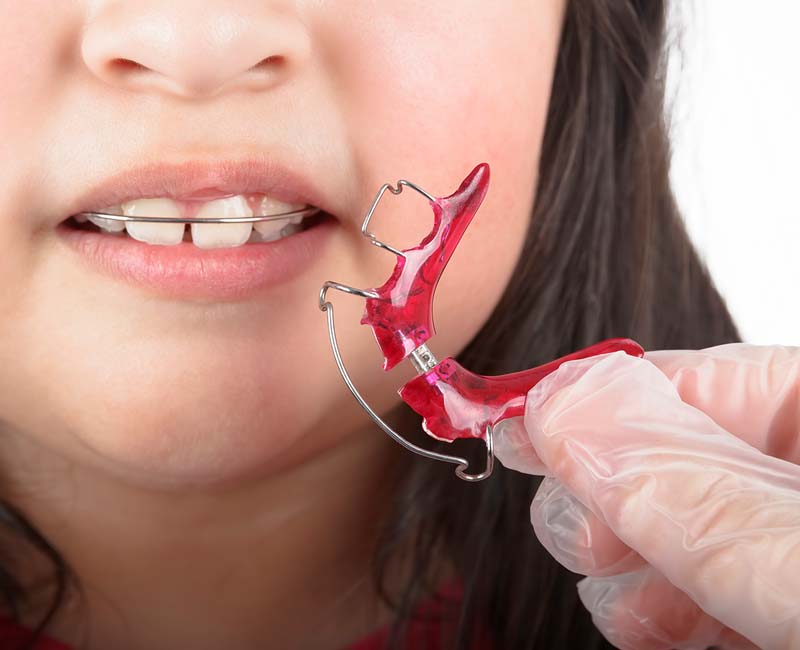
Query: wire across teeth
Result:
<box><xmin>73</xmin><ymin>195</ymin><xmax>318</xmax><ymax>249</ymax></box>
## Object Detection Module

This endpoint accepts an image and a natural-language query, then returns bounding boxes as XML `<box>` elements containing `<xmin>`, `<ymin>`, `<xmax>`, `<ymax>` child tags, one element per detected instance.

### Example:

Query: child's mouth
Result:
<box><xmin>64</xmin><ymin>193</ymin><xmax>321</xmax><ymax>248</ymax></box>
<box><xmin>57</xmin><ymin>198</ymin><xmax>336</xmax><ymax>301</ymax></box>
<box><xmin>55</xmin><ymin>159</ymin><xmax>339</xmax><ymax>300</ymax></box>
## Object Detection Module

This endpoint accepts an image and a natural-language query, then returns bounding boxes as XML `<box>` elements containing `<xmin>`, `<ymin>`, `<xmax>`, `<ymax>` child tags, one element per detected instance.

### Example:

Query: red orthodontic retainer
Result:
<box><xmin>319</xmin><ymin>163</ymin><xmax>643</xmax><ymax>481</ymax></box>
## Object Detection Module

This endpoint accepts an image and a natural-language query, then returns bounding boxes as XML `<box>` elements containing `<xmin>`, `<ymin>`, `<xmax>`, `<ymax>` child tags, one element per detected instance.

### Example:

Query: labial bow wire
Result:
<box><xmin>319</xmin><ymin>164</ymin><xmax>643</xmax><ymax>481</ymax></box>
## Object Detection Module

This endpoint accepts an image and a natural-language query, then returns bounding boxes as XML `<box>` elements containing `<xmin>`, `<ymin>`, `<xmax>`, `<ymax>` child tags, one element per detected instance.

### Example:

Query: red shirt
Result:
<box><xmin>0</xmin><ymin>583</ymin><xmax>487</xmax><ymax>649</ymax></box>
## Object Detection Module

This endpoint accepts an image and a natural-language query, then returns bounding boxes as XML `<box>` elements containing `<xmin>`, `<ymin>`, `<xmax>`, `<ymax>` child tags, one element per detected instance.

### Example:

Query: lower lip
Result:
<box><xmin>57</xmin><ymin>215</ymin><xmax>336</xmax><ymax>301</ymax></box>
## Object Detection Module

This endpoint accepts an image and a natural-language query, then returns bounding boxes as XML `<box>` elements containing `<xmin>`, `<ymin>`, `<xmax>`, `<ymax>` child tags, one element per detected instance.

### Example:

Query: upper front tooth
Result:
<box><xmin>123</xmin><ymin>198</ymin><xmax>185</xmax><ymax>245</ymax></box>
<box><xmin>190</xmin><ymin>196</ymin><xmax>253</xmax><ymax>249</ymax></box>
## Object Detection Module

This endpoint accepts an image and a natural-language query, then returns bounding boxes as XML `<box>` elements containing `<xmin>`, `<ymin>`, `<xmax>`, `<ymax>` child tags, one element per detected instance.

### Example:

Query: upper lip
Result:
<box><xmin>63</xmin><ymin>158</ymin><xmax>331</xmax><ymax>220</ymax></box>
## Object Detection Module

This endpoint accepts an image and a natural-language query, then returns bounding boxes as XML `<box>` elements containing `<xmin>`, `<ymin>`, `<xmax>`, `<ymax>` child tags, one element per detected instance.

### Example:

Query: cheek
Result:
<box><xmin>328</xmin><ymin>0</ymin><xmax>562</xmax><ymax>355</ymax></box>
<box><xmin>0</xmin><ymin>6</ymin><xmax>78</xmax><ymax>211</ymax></box>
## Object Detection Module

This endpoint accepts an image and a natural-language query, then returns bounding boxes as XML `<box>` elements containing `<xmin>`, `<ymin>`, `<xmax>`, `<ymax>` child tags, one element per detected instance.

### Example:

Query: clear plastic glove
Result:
<box><xmin>493</xmin><ymin>343</ymin><xmax>800</xmax><ymax>650</ymax></box>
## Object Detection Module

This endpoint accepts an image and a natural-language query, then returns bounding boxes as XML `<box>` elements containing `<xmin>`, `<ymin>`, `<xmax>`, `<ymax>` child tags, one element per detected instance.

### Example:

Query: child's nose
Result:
<box><xmin>79</xmin><ymin>0</ymin><xmax>312</xmax><ymax>99</ymax></box>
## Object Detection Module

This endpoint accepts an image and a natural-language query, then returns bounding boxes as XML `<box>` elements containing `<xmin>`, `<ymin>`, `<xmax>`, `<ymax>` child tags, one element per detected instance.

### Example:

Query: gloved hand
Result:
<box><xmin>493</xmin><ymin>343</ymin><xmax>800</xmax><ymax>650</ymax></box>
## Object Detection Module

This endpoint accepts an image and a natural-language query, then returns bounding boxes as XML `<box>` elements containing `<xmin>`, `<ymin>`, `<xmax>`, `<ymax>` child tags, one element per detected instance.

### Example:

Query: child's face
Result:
<box><xmin>0</xmin><ymin>2</ymin><xmax>564</xmax><ymax>486</ymax></box>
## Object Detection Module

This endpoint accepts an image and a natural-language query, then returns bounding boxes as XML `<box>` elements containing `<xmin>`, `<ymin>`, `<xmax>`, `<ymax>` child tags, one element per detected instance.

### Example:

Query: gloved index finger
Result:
<box><xmin>646</xmin><ymin>343</ymin><xmax>800</xmax><ymax>463</ymax></box>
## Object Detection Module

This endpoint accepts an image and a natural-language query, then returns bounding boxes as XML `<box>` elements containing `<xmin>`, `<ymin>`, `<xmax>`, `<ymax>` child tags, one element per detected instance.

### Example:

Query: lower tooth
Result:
<box><xmin>252</xmin><ymin>218</ymin><xmax>286</xmax><ymax>242</ymax></box>
<box><xmin>249</xmin><ymin>228</ymin><xmax>278</xmax><ymax>243</ymax></box>
<box><xmin>280</xmin><ymin>224</ymin><xmax>301</xmax><ymax>237</ymax></box>
<box><xmin>248</xmin><ymin>220</ymin><xmax>302</xmax><ymax>243</ymax></box>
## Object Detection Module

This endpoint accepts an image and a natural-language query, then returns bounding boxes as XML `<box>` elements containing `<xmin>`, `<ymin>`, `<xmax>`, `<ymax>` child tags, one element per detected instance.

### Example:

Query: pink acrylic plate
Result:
<box><xmin>359</xmin><ymin>163</ymin><xmax>644</xmax><ymax>443</ymax></box>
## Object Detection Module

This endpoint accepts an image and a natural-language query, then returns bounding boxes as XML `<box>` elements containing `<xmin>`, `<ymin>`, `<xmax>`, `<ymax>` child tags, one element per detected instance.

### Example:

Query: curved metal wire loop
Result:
<box><xmin>318</xmin><ymin>281</ymin><xmax>379</xmax><ymax>306</ymax></box>
<box><xmin>319</xmin><ymin>281</ymin><xmax>494</xmax><ymax>482</ymax></box>
<box><xmin>360</xmin><ymin>179</ymin><xmax>436</xmax><ymax>259</ymax></box>
<box><xmin>74</xmin><ymin>206</ymin><xmax>320</xmax><ymax>224</ymax></box>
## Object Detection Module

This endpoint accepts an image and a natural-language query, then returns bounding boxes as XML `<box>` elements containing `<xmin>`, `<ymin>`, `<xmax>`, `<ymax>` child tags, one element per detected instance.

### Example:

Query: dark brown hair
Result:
<box><xmin>375</xmin><ymin>1</ymin><xmax>738</xmax><ymax>649</ymax></box>
<box><xmin>1</xmin><ymin>1</ymin><xmax>740</xmax><ymax>649</ymax></box>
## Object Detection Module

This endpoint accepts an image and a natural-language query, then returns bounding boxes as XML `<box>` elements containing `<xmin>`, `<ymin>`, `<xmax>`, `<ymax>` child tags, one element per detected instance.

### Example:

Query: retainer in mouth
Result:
<box><xmin>69</xmin><ymin>193</ymin><xmax>323</xmax><ymax>249</ymax></box>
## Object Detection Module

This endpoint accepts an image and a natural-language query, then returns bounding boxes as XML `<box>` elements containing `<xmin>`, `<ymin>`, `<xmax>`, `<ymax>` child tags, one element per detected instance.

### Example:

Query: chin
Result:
<box><xmin>1</xmin><ymin>286</ymin><xmax>399</xmax><ymax>489</ymax></box>
<box><xmin>65</xmin><ymin>393</ymin><xmax>306</xmax><ymax>487</ymax></box>
<box><xmin>17</xmin><ymin>313</ymin><xmax>339</xmax><ymax>486</ymax></box>
<box><xmin>21</xmin><ymin>348</ymin><xmax>344</xmax><ymax>489</ymax></box>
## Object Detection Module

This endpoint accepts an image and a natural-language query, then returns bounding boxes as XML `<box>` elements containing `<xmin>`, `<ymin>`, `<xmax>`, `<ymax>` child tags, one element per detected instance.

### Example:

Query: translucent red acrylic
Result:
<box><xmin>360</xmin><ymin>163</ymin><xmax>643</xmax><ymax>443</ymax></box>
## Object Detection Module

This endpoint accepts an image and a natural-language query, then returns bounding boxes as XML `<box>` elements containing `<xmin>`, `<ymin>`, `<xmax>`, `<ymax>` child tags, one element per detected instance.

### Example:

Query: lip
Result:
<box><xmin>55</xmin><ymin>157</ymin><xmax>339</xmax><ymax>301</ymax></box>
<box><xmin>63</xmin><ymin>158</ymin><xmax>333</xmax><ymax>218</ymax></box>
<box><xmin>57</xmin><ymin>213</ymin><xmax>336</xmax><ymax>301</ymax></box>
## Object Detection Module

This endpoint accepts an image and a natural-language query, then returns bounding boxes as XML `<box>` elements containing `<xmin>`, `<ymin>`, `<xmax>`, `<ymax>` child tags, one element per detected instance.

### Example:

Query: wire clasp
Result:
<box><xmin>318</xmin><ymin>171</ymin><xmax>494</xmax><ymax>482</ymax></box>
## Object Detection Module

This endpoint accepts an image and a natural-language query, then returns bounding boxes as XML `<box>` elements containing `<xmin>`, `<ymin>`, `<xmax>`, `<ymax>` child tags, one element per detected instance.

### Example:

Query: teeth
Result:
<box><xmin>190</xmin><ymin>196</ymin><xmax>253</xmax><ymax>250</ymax></box>
<box><xmin>250</xmin><ymin>220</ymin><xmax>302</xmax><ymax>243</ymax></box>
<box><xmin>252</xmin><ymin>218</ymin><xmax>285</xmax><ymax>242</ymax></box>
<box><xmin>259</xmin><ymin>196</ymin><xmax>305</xmax><ymax>220</ymax></box>
<box><xmin>84</xmin><ymin>194</ymin><xmax>312</xmax><ymax>248</ymax></box>
<box><xmin>281</xmin><ymin>223</ymin><xmax>302</xmax><ymax>237</ymax></box>
<box><xmin>250</xmin><ymin>197</ymin><xmax>305</xmax><ymax>241</ymax></box>
<box><xmin>87</xmin><ymin>205</ymin><xmax>126</xmax><ymax>232</ymax></box>
<box><xmin>123</xmin><ymin>199</ymin><xmax>185</xmax><ymax>245</ymax></box>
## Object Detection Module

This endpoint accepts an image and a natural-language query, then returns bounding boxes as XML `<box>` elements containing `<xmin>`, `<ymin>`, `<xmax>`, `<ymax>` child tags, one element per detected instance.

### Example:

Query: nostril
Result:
<box><xmin>251</xmin><ymin>55</ymin><xmax>284</xmax><ymax>71</ymax></box>
<box><xmin>109</xmin><ymin>58</ymin><xmax>148</xmax><ymax>73</ymax></box>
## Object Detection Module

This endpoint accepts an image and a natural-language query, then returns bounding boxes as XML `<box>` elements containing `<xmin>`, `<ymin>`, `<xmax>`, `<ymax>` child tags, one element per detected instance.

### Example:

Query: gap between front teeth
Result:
<box><xmin>85</xmin><ymin>195</ymin><xmax>307</xmax><ymax>249</ymax></box>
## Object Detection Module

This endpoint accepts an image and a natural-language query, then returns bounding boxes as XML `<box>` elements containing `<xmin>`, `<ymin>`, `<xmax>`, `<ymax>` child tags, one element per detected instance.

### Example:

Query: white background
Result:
<box><xmin>667</xmin><ymin>2</ymin><xmax>800</xmax><ymax>344</ymax></box>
